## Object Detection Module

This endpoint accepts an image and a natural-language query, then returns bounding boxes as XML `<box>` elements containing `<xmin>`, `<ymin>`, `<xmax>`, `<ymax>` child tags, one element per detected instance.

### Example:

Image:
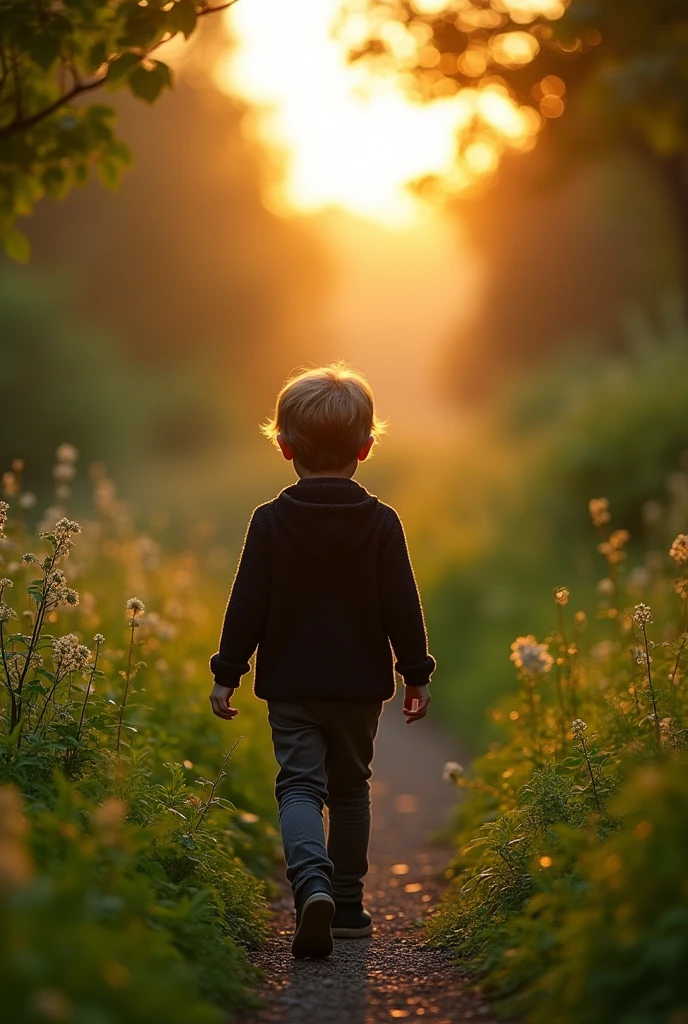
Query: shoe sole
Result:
<box><xmin>291</xmin><ymin>893</ymin><xmax>335</xmax><ymax>959</ymax></box>
<box><xmin>332</xmin><ymin>923</ymin><xmax>374</xmax><ymax>939</ymax></box>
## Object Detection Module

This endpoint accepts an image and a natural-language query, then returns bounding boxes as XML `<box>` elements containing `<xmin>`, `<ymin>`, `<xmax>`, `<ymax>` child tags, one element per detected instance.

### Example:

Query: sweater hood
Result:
<box><xmin>273</xmin><ymin>478</ymin><xmax>384</xmax><ymax>564</ymax></box>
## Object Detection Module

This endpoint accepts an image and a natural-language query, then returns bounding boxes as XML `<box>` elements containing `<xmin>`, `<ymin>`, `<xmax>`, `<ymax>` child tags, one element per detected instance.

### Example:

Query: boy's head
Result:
<box><xmin>262</xmin><ymin>363</ymin><xmax>386</xmax><ymax>475</ymax></box>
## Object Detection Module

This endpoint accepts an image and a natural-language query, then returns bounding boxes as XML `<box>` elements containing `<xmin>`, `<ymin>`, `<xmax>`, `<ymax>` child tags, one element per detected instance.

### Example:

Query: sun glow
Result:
<box><xmin>218</xmin><ymin>0</ymin><xmax>540</xmax><ymax>225</ymax></box>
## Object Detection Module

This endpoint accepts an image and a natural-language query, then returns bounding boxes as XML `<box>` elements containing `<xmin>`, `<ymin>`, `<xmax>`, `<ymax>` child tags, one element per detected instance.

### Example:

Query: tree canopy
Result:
<box><xmin>0</xmin><ymin>0</ymin><xmax>231</xmax><ymax>260</ymax></box>
<box><xmin>346</xmin><ymin>0</ymin><xmax>688</xmax><ymax>191</ymax></box>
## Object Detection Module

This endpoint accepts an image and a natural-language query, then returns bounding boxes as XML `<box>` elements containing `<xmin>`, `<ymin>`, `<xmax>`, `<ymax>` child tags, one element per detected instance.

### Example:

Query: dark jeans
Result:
<box><xmin>267</xmin><ymin>700</ymin><xmax>382</xmax><ymax>905</ymax></box>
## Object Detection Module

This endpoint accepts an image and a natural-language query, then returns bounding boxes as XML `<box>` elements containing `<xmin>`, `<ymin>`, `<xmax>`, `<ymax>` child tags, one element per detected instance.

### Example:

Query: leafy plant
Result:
<box><xmin>0</xmin><ymin>0</ymin><xmax>234</xmax><ymax>257</ymax></box>
<box><xmin>432</xmin><ymin>468</ymin><xmax>688</xmax><ymax>1021</ymax></box>
<box><xmin>0</xmin><ymin>443</ymin><xmax>278</xmax><ymax>1022</ymax></box>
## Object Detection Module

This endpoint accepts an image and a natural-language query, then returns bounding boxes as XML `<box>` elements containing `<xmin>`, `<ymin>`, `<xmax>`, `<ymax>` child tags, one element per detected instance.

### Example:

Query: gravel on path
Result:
<box><xmin>237</xmin><ymin>700</ymin><xmax>499</xmax><ymax>1024</ymax></box>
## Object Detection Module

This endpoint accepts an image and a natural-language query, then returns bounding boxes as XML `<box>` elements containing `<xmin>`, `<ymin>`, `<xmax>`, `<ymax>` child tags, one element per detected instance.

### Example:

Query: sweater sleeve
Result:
<box><xmin>209</xmin><ymin>507</ymin><xmax>271</xmax><ymax>688</ymax></box>
<box><xmin>378</xmin><ymin>508</ymin><xmax>436</xmax><ymax>687</ymax></box>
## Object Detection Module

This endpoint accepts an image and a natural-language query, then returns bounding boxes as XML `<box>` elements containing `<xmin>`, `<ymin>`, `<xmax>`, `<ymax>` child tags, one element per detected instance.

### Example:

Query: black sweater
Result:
<box><xmin>209</xmin><ymin>477</ymin><xmax>435</xmax><ymax>702</ymax></box>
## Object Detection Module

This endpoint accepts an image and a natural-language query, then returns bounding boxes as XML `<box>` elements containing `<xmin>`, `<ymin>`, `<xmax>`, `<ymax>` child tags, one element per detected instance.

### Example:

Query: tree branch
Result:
<box><xmin>0</xmin><ymin>0</ymin><xmax>240</xmax><ymax>141</ymax></box>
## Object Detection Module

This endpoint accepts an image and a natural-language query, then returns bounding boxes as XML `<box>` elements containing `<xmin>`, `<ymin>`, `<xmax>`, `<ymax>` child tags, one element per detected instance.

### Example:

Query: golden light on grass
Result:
<box><xmin>218</xmin><ymin>0</ymin><xmax>544</xmax><ymax>224</ymax></box>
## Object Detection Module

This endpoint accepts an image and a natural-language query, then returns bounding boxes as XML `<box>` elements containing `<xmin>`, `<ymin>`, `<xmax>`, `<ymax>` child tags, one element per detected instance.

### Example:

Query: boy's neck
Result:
<box><xmin>294</xmin><ymin>459</ymin><xmax>358</xmax><ymax>481</ymax></box>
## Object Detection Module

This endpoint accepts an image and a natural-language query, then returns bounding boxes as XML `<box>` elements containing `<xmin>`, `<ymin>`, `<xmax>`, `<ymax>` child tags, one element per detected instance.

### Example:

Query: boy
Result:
<box><xmin>209</xmin><ymin>363</ymin><xmax>435</xmax><ymax>959</ymax></box>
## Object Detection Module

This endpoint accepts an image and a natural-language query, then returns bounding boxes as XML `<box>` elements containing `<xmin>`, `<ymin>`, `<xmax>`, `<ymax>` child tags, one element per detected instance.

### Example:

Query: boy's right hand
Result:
<box><xmin>209</xmin><ymin>683</ymin><xmax>238</xmax><ymax>721</ymax></box>
<box><xmin>403</xmin><ymin>684</ymin><xmax>430</xmax><ymax>724</ymax></box>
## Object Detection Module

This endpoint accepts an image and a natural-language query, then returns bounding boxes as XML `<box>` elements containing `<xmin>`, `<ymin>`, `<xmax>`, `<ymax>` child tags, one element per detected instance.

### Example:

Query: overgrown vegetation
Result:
<box><xmin>0</xmin><ymin>445</ymin><xmax>278</xmax><ymax>1022</ymax></box>
<box><xmin>431</xmin><ymin>472</ymin><xmax>688</xmax><ymax>1022</ymax></box>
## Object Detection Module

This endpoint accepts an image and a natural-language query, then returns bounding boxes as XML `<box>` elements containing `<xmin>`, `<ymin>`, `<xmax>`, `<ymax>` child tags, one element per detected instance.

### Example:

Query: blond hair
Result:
<box><xmin>261</xmin><ymin>363</ymin><xmax>386</xmax><ymax>472</ymax></box>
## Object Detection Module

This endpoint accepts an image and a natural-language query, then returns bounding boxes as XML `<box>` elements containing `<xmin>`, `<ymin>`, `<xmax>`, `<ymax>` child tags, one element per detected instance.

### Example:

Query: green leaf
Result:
<box><xmin>88</xmin><ymin>40</ymin><xmax>108</xmax><ymax>71</ymax></box>
<box><xmin>4</xmin><ymin>229</ymin><xmax>31</xmax><ymax>264</ymax></box>
<box><xmin>27</xmin><ymin>34</ymin><xmax>61</xmax><ymax>71</ymax></box>
<box><xmin>129</xmin><ymin>64</ymin><xmax>167</xmax><ymax>104</ymax></box>
<box><xmin>97</xmin><ymin>158</ymin><xmax>124</xmax><ymax>190</ymax></box>
<box><xmin>106</xmin><ymin>51</ymin><xmax>141</xmax><ymax>85</ymax></box>
<box><xmin>168</xmin><ymin>0</ymin><xmax>197</xmax><ymax>39</ymax></box>
<box><xmin>42</xmin><ymin>167</ymin><xmax>67</xmax><ymax>200</ymax></box>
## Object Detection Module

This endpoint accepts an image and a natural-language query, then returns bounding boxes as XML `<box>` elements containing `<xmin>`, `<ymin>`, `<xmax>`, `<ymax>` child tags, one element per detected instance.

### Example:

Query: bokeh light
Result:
<box><xmin>217</xmin><ymin>0</ymin><xmax>542</xmax><ymax>225</ymax></box>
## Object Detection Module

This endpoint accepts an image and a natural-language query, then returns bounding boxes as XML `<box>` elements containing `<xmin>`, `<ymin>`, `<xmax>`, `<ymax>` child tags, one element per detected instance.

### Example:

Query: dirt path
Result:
<box><xmin>237</xmin><ymin>701</ymin><xmax>499</xmax><ymax>1024</ymax></box>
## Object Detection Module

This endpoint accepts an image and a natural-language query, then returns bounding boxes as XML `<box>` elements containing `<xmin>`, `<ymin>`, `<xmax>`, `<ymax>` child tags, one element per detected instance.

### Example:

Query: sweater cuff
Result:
<box><xmin>396</xmin><ymin>654</ymin><xmax>436</xmax><ymax>687</ymax></box>
<box><xmin>209</xmin><ymin>653</ymin><xmax>250</xmax><ymax>689</ymax></box>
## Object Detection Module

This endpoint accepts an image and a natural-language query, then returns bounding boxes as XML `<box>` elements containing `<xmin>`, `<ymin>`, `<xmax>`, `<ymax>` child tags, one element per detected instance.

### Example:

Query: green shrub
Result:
<box><xmin>0</xmin><ymin>449</ymin><xmax>277</xmax><ymax>1022</ymax></box>
<box><xmin>431</xmin><ymin>473</ymin><xmax>688</xmax><ymax>1022</ymax></box>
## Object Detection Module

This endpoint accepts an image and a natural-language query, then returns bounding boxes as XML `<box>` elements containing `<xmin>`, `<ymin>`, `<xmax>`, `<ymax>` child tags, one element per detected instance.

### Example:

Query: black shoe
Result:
<box><xmin>331</xmin><ymin>902</ymin><xmax>373</xmax><ymax>939</ymax></box>
<box><xmin>291</xmin><ymin>878</ymin><xmax>335</xmax><ymax>959</ymax></box>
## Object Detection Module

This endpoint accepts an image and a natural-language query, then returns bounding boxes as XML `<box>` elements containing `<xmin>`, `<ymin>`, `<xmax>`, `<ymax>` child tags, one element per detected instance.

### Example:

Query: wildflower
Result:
<box><xmin>17</xmin><ymin>492</ymin><xmax>37</xmax><ymax>510</ymax></box>
<box><xmin>2</xmin><ymin>472</ymin><xmax>18</xmax><ymax>496</ymax></box>
<box><xmin>442</xmin><ymin>761</ymin><xmax>464</xmax><ymax>782</ymax></box>
<box><xmin>633</xmin><ymin>603</ymin><xmax>653</xmax><ymax>625</ymax></box>
<box><xmin>571</xmin><ymin>718</ymin><xmax>587</xmax><ymax>739</ymax></box>
<box><xmin>589</xmin><ymin>497</ymin><xmax>611</xmax><ymax>528</ymax></box>
<box><xmin>21</xmin><ymin>553</ymin><xmax>38</xmax><ymax>565</ymax></box>
<box><xmin>52</xmin><ymin>634</ymin><xmax>91</xmax><ymax>673</ymax></box>
<box><xmin>53</xmin><ymin>462</ymin><xmax>76</xmax><ymax>482</ymax></box>
<box><xmin>94</xmin><ymin>633</ymin><xmax>106</xmax><ymax>645</ymax></box>
<box><xmin>0</xmin><ymin>603</ymin><xmax>17</xmax><ymax>623</ymax></box>
<box><xmin>554</xmin><ymin>586</ymin><xmax>569</xmax><ymax>606</ymax></box>
<box><xmin>40</xmin><ymin>517</ymin><xmax>81</xmax><ymax>562</ymax></box>
<box><xmin>674</xmin><ymin>578</ymin><xmax>688</xmax><ymax>599</ymax></box>
<box><xmin>0</xmin><ymin>578</ymin><xmax>12</xmax><ymax>593</ymax></box>
<box><xmin>669</xmin><ymin>534</ymin><xmax>688</xmax><ymax>565</ymax></box>
<box><xmin>0</xmin><ymin>500</ymin><xmax>9</xmax><ymax>536</ymax></box>
<box><xmin>125</xmin><ymin>597</ymin><xmax>145</xmax><ymax>626</ymax></box>
<box><xmin>56</xmin><ymin>443</ymin><xmax>79</xmax><ymax>463</ymax></box>
<box><xmin>510</xmin><ymin>635</ymin><xmax>554</xmax><ymax>674</ymax></box>
<box><xmin>634</xmin><ymin>648</ymin><xmax>653</xmax><ymax>667</ymax></box>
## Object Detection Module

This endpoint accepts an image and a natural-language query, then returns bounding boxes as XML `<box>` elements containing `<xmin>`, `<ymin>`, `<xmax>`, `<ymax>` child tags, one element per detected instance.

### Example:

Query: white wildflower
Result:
<box><xmin>571</xmin><ymin>719</ymin><xmax>587</xmax><ymax>739</ymax></box>
<box><xmin>94</xmin><ymin>633</ymin><xmax>106</xmax><ymax>645</ymax></box>
<box><xmin>0</xmin><ymin>603</ymin><xmax>17</xmax><ymax>623</ymax></box>
<box><xmin>0</xmin><ymin>500</ymin><xmax>9</xmax><ymax>536</ymax></box>
<box><xmin>443</xmin><ymin>761</ymin><xmax>464</xmax><ymax>783</ymax></box>
<box><xmin>53</xmin><ymin>463</ymin><xmax>76</xmax><ymax>482</ymax></box>
<box><xmin>126</xmin><ymin>597</ymin><xmax>145</xmax><ymax>626</ymax></box>
<box><xmin>554</xmin><ymin>586</ymin><xmax>570</xmax><ymax>606</ymax></box>
<box><xmin>18</xmin><ymin>492</ymin><xmax>37</xmax><ymax>510</ymax></box>
<box><xmin>510</xmin><ymin>635</ymin><xmax>554</xmax><ymax>674</ymax></box>
<box><xmin>633</xmin><ymin>603</ymin><xmax>653</xmax><ymax>625</ymax></box>
<box><xmin>52</xmin><ymin>634</ymin><xmax>91</xmax><ymax>673</ymax></box>
<box><xmin>56</xmin><ymin>443</ymin><xmax>78</xmax><ymax>463</ymax></box>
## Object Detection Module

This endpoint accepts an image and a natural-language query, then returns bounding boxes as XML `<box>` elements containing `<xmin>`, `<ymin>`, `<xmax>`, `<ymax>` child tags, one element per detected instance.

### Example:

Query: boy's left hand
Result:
<box><xmin>403</xmin><ymin>684</ymin><xmax>430</xmax><ymax>724</ymax></box>
<box><xmin>209</xmin><ymin>683</ymin><xmax>238</xmax><ymax>721</ymax></box>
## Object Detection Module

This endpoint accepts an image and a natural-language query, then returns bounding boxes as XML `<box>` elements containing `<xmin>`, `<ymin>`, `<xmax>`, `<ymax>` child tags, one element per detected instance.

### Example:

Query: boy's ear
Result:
<box><xmin>358</xmin><ymin>436</ymin><xmax>375</xmax><ymax>462</ymax></box>
<box><xmin>277</xmin><ymin>434</ymin><xmax>294</xmax><ymax>461</ymax></box>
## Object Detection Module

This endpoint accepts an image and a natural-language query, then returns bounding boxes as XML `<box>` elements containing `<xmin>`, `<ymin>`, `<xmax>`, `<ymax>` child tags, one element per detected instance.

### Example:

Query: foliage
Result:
<box><xmin>429</xmin><ymin>460</ymin><xmax>688</xmax><ymax>1021</ymax></box>
<box><xmin>0</xmin><ymin>0</ymin><xmax>232</xmax><ymax>256</ymax></box>
<box><xmin>0</xmin><ymin>444</ymin><xmax>278</xmax><ymax>1022</ymax></box>
<box><xmin>345</xmin><ymin>0</ymin><xmax>688</xmax><ymax>179</ymax></box>
<box><xmin>424</xmin><ymin>316</ymin><xmax>688</xmax><ymax>742</ymax></box>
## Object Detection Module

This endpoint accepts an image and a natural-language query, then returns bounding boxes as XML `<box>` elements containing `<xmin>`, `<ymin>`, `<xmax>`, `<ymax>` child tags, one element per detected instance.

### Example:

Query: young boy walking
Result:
<box><xmin>209</xmin><ymin>364</ymin><xmax>435</xmax><ymax>959</ymax></box>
